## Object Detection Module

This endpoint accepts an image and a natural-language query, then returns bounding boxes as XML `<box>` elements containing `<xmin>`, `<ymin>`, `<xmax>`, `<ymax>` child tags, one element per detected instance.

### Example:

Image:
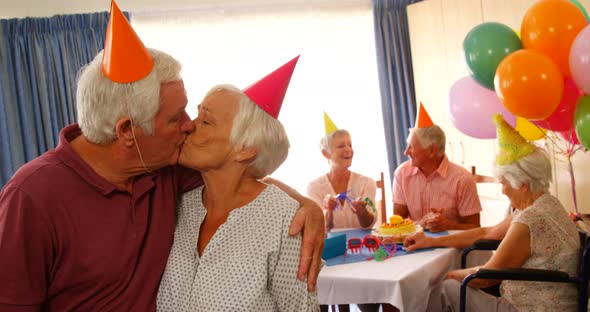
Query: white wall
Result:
<box><xmin>130</xmin><ymin>5</ymin><xmax>389</xmax><ymax>198</ymax></box>
<box><xmin>0</xmin><ymin>0</ymin><xmax>369</xmax><ymax>18</ymax></box>
<box><xmin>1</xmin><ymin>0</ymin><xmax>390</xmax><ymax>205</ymax></box>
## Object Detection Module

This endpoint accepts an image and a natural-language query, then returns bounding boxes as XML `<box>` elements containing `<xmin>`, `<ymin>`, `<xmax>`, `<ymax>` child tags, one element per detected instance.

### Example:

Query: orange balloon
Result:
<box><xmin>521</xmin><ymin>0</ymin><xmax>587</xmax><ymax>77</ymax></box>
<box><xmin>494</xmin><ymin>50</ymin><xmax>564</xmax><ymax>120</ymax></box>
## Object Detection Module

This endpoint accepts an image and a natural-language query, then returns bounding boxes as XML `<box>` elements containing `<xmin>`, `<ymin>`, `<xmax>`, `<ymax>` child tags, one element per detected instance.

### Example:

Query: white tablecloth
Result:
<box><xmin>317</xmin><ymin>237</ymin><xmax>491</xmax><ymax>312</ymax></box>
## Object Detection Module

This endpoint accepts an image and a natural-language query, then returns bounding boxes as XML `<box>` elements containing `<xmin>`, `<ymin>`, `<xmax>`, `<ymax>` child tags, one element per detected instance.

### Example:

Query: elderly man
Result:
<box><xmin>0</xmin><ymin>3</ymin><xmax>324</xmax><ymax>311</ymax></box>
<box><xmin>393</xmin><ymin>104</ymin><xmax>481</xmax><ymax>232</ymax></box>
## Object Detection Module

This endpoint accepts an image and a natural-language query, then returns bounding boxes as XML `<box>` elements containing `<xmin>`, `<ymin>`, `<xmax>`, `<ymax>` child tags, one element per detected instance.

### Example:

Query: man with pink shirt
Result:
<box><xmin>392</xmin><ymin>104</ymin><xmax>481</xmax><ymax>232</ymax></box>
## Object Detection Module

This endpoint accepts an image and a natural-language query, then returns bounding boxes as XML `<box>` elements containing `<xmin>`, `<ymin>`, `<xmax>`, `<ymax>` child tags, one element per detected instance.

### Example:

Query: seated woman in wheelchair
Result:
<box><xmin>416</xmin><ymin>114</ymin><xmax>580</xmax><ymax>311</ymax></box>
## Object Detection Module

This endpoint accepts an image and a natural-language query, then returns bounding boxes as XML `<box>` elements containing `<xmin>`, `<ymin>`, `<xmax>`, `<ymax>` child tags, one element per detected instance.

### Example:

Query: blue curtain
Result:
<box><xmin>0</xmin><ymin>12</ymin><xmax>110</xmax><ymax>187</ymax></box>
<box><xmin>373</xmin><ymin>0</ymin><xmax>423</xmax><ymax>181</ymax></box>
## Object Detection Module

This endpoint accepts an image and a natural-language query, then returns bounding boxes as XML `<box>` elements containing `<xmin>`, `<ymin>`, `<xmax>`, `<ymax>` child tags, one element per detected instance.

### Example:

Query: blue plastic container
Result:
<box><xmin>321</xmin><ymin>232</ymin><xmax>347</xmax><ymax>259</ymax></box>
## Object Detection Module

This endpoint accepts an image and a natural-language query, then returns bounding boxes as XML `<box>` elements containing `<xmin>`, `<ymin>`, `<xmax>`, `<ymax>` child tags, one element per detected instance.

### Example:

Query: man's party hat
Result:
<box><xmin>415</xmin><ymin>102</ymin><xmax>434</xmax><ymax>128</ymax></box>
<box><xmin>102</xmin><ymin>1</ymin><xmax>154</xmax><ymax>83</ymax></box>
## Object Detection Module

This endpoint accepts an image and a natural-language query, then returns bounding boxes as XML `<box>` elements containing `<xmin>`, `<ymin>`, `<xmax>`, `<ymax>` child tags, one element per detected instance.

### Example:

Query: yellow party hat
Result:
<box><xmin>324</xmin><ymin>111</ymin><xmax>338</xmax><ymax>135</ymax></box>
<box><xmin>493</xmin><ymin>114</ymin><xmax>536</xmax><ymax>165</ymax></box>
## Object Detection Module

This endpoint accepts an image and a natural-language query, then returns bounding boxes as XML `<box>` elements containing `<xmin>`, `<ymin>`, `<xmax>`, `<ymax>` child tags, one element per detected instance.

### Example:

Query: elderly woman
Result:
<box><xmin>307</xmin><ymin>129</ymin><xmax>377</xmax><ymax>232</ymax></box>
<box><xmin>156</xmin><ymin>83</ymin><xmax>319</xmax><ymax>312</ymax></box>
<box><xmin>420</xmin><ymin>115</ymin><xmax>580</xmax><ymax>311</ymax></box>
<box><xmin>307</xmin><ymin>128</ymin><xmax>378</xmax><ymax>312</ymax></box>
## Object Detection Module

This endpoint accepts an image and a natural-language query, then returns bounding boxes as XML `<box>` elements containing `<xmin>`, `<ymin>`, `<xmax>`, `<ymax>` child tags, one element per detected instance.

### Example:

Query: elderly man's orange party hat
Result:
<box><xmin>243</xmin><ymin>56</ymin><xmax>300</xmax><ymax>119</ymax></box>
<box><xmin>415</xmin><ymin>102</ymin><xmax>434</xmax><ymax>128</ymax></box>
<box><xmin>102</xmin><ymin>1</ymin><xmax>154</xmax><ymax>83</ymax></box>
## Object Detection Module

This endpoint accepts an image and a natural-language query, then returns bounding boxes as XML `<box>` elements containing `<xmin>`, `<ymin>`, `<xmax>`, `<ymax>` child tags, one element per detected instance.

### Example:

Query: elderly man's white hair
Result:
<box><xmin>319</xmin><ymin>129</ymin><xmax>351</xmax><ymax>155</ymax></box>
<box><xmin>493</xmin><ymin>147</ymin><xmax>552</xmax><ymax>194</ymax></box>
<box><xmin>408</xmin><ymin>125</ymin><xmax>446</xmax><ymax>155</ymax></box>
<box><xmin>76</xmin><ymin>48</ymin><xmax>182</xmax><ymax>144</ymax></box>
<box><xmin>205</xmin><ymin>85</ymin><xmax>290</xmax><ymax>179</ymax></box>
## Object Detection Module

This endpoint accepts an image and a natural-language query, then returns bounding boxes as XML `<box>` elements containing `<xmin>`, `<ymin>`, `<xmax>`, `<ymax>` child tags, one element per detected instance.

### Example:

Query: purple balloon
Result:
<box><xmin>570</xmin><ymin>24</ymin><xmax>590</xmax><ymax>94</ymax></box>
<box><xmin>449</xmin><ymin>76</ymin><xmax>517</xmax><ymax>139</ymax></box>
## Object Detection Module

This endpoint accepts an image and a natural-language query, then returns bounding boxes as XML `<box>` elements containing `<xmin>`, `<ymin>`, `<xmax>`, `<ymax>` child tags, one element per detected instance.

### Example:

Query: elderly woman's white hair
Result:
<box><xmin>493</xmin><ymin>147</ymin><xmax>552</xmax><ymax>194</ymax></box>
<box><xmin>408</xmin><ymin>125</ymin><xmax>446</xmax><ymax>155</ymax></box>
<box><xmin>319</xmin><ymin>129</ymin><xmax>351</xmax><ymax>155</ymax></box>
<box><xmin>205</xmin><ymin>85</ymin><xmax>290</xmax><ymax>179</ymax></box>
<box><xmin>76</xmin><ymin>48</ymin><xmax>182</xmax><ymax>144</ymax></box>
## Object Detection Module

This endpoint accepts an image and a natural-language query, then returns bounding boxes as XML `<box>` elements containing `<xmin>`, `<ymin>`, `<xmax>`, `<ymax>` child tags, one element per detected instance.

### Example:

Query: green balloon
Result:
<box><xmin>463</xmin><ymin>22</ymin><xmax>523</xmax><ymax>90</ymax></box>
<box><xmin>570</xmin><ymin>0</ymin><xmax>590</xmax><ymax>21</ymax></box>
<box><xmin>574</xmin><ymin>96</ymin><xmax>590</xmax><ymax>150</ymax></box>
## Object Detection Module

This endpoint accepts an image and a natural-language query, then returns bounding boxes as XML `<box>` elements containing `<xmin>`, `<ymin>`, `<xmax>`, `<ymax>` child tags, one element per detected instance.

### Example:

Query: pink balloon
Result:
<box><xmin>449</xmin><ymin>76</ymin><xmax>517</xmax><ymax>139</ymax></box>
<box><xmin>533</xmin><ymin>77</ymin><xmax>582</xmax><ymax>131</ymax></box>
<box><xmin>570</xmin><ymin>24</ymin><xmax>590</xmax><ymax>94</ymax></box>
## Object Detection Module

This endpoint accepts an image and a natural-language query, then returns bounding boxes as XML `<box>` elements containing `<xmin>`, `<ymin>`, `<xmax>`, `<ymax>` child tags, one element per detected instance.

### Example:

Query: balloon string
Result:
<box><xmin>544</xmin><ymin>131</ymin><xmax>565</xmax><ymax>155</ymax></box>
<box><xmin>565</xmin><ymin>129</ymin><xmax>576</xmax><ymax>157</ymax></box>
<box><xmin>568</xmin><ymin>156</ymin><xmax>579</xmax><ymax>215</ymax></box>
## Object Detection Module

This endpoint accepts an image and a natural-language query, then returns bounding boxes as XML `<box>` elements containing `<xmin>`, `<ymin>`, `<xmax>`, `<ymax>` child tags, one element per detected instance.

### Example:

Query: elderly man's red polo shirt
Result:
<box><xmin>0</xmin><ymin>124</ymin><xmax>202</xmax><ymax>311</ymax></box>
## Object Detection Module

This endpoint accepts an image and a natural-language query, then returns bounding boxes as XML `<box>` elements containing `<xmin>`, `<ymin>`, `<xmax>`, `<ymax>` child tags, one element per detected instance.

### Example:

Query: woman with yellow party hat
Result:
<box><xmin>307</xmin><ymin>112</ymin><xmax>377</xmax><ymax>233</ymax></box>
<box><xmin>306</xmin><ymin>112</ymin><xmax>378</xmax><ymax>312</ymax></box>
<box><xmin>420</xmin><ymin>114</ymin><xmax>580</xmax><ymax>312</ymax></box>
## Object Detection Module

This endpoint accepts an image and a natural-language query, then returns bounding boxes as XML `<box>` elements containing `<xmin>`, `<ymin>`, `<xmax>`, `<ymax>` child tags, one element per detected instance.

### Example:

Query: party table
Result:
<box><xmin>317</xmin><ymin>229</ymin><xmax>491</xmax><ymax>312</ymax></box>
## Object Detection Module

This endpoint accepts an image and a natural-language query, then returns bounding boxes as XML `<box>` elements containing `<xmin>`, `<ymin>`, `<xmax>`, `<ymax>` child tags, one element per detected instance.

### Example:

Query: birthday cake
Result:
<box><xmin>374</xmin><ymin>215</ymin><xmax>421</xmax><ymax>243</ymax></box>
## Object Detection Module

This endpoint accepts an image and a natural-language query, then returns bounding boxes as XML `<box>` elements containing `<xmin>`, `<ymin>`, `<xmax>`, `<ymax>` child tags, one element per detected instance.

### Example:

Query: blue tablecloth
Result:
<box><xmin>324</xmin><ymin>229</ymin><xmax>448</xmax><ymax>266</ymax></box>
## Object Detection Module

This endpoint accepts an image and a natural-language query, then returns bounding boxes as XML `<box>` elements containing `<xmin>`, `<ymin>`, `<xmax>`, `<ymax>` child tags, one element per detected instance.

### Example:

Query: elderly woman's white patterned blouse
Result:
<box><xmin>501</xmin><ymin>193</ymin><xmax>580</xmax><ymax>312</ymax></box>
<box><xmin>157</xmin><ymin>185</ymin><xmax>319</xmax><ymax>312</ymax></box>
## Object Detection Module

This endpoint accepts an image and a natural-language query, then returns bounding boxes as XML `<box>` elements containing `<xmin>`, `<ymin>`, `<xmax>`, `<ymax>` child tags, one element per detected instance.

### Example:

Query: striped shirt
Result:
<box><xmin>393</xmin><ymin>156</ymin><xmax>481</xmax><ymax>221</ymax></box>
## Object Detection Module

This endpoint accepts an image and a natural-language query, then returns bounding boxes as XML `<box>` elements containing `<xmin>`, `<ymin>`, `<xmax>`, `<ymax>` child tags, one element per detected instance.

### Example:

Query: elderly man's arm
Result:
<box><xmin>444</xmin><ymin>172</ymin><xmax>483</xmax><ymax>231</ymax></box>
<box><xmin>421</xmin><ymin>172</ymin><xmax>484</xmax><ymax>232</ymax></box>
<box><xmin>423</xmin><ymin>211</ymin><xmax>480</xmax><ymax>232</ymax></box>
<box><xmin>263</xmin><ymin>177</ymin><xmax>325</xmax><ymax>292</ymax></box>
<box><xmin>0</xmin><ymin>187</ymin><xmax>49</xmax><ymax>310</ymax></box>
<box><xmin>455</xmin><ymin>213</ymin><xmax>480</xmax><ymax>229</ymax></box>
<box><xmin>394</xmin><ymin>203</ymin><xmax>410</xmax><ymax>219</ymax></box>
<box><xmin>0</xmin><ymin>303</ymin><xmax>41</xmax><ymax>312</ymax></box>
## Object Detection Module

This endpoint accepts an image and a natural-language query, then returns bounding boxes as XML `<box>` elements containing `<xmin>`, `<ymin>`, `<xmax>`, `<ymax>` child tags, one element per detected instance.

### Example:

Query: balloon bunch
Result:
<box><xmin>449</xmin><ymin>0</ymin><xmax>590</xmax><ymax>217</ymax></box>
<box><xmin>449</xmin><ymin>0</ymin><xmax>590</xmax><ymax>148</ymax></box>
